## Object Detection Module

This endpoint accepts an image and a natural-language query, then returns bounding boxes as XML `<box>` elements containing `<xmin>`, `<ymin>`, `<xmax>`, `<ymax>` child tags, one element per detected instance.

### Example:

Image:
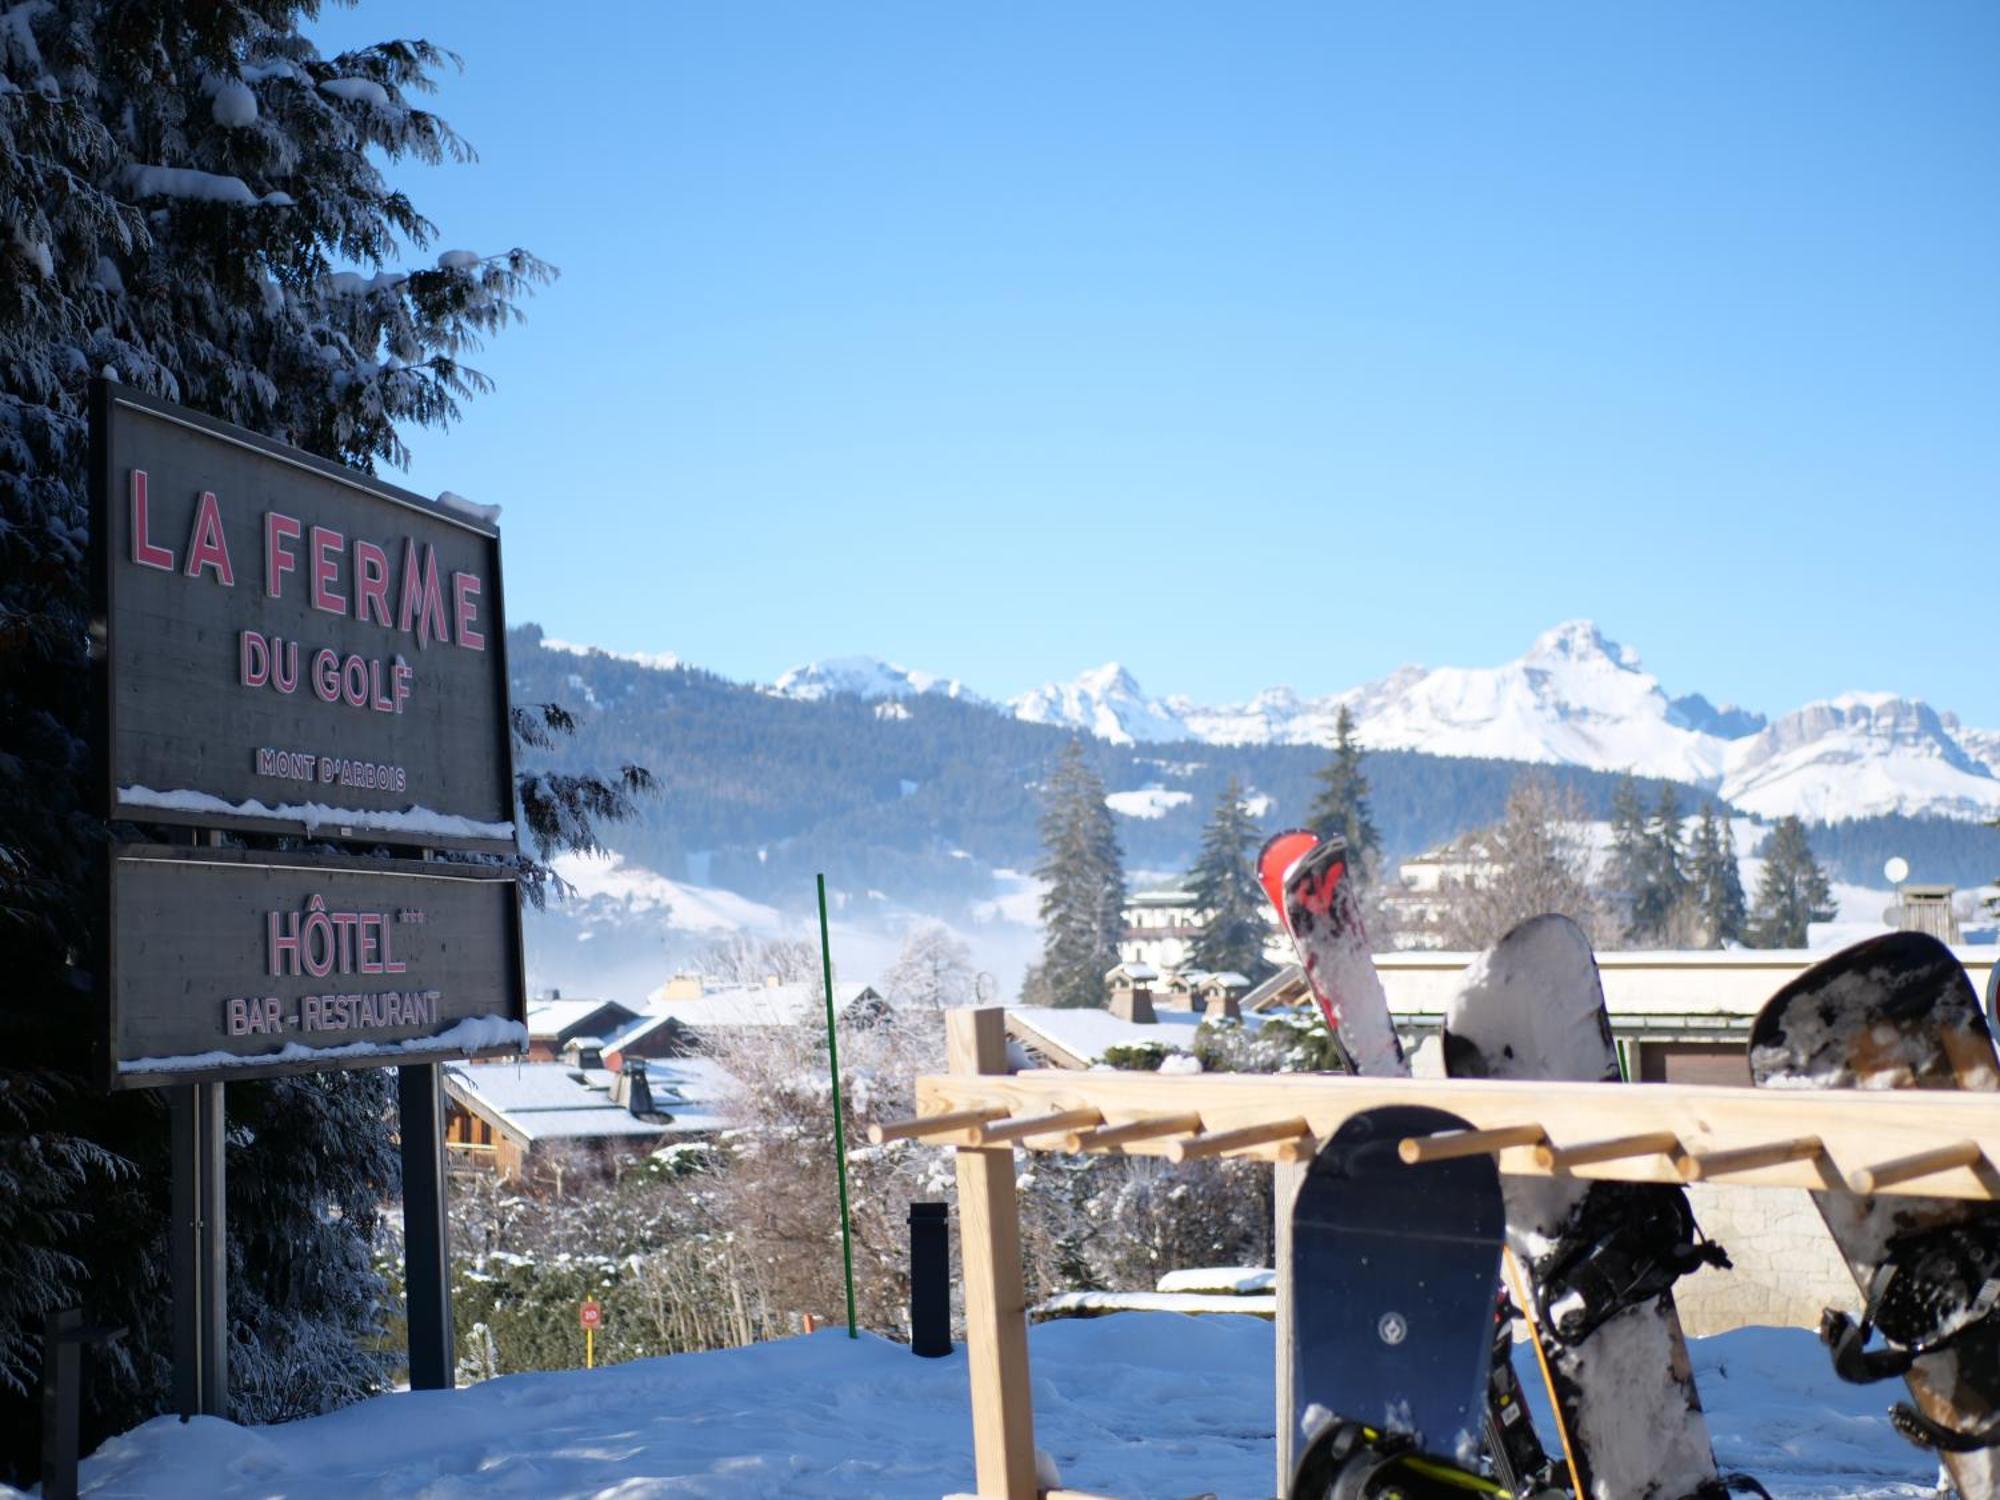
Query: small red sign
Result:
<box><xmin>579</xmin><ymin>1300</ymin><xmax>602</xmax><ymax>1330</ymax></box>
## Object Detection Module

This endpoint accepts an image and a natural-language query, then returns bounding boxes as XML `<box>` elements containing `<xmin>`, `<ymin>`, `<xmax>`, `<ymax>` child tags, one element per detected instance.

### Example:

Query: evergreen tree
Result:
<box><xmin>1602</xmin><ymin>775</ymin><xmax>1649</xmax><ymax>941</ymax></box>
<box><xmin>0</xmin><ymin>6</ymin><xmax>637</xmax><ymax>1475</ymax></box>
<box><xmin>1031</xmin><ymin>741</ymin><xmax>1127</xmax><ymax>1008</ymax></box>
<box><xmin>1686</xmin><ymin>803</ymin><xmax>1747</xmax><ymax>948</ymax></box>
<box><xmin>1186</xmin><ymin>776</ymin><xmax>1271</xmax><ymax>981</ymax></box>
<box><xmin>1306</xmin><ymin>706</ymin><xmax>1380</xmax><ymax>885</ymax></box>
<box><xmin>1631</xmin><ymin>784</ymin><xmax>1690</xmax><ymax>944</ymax></box>
<box><xmin>1747</xmin><ymin>816</ymin><xmax>1836</xmax><ymax>948</ymax></box>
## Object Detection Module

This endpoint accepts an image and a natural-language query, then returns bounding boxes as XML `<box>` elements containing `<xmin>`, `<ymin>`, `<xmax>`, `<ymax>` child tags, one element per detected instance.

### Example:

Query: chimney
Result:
<box><xmin>1105</xmin><ymin>964</ymin><xmax>1157</xmax><ymax>1024</ymax></box>
<box><xmin>613</xmin><ymin>1056</ymin><xmax>655</xmax><ymax>1117</ymax></box>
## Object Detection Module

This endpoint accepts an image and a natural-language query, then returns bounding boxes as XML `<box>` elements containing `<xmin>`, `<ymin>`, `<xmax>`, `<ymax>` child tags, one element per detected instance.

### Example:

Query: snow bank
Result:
<box><xmin>37</xmin><ymin>1315</ymin><xmax>1940</xmax><ymax>1500</ymax></box>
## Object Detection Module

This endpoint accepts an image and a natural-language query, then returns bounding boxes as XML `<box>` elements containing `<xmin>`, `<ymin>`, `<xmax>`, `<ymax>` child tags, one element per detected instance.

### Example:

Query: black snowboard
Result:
<box><xmin>1290</xmin><ymin>1104</ymin><xmax>1507</xmax><ymax>1490</ymax></box>
<box><xmin>1751</xmin><ymin>931</ymin><xmax>2000</xmax><ymax>1499</ymax></box>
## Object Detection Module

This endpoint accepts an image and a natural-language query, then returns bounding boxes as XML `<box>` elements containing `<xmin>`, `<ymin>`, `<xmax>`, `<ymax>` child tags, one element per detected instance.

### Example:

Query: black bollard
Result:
<box><xmin>908</xmin><ymin>1201</ymin><xmax>951</xmax><ymax>1357</ymax></box>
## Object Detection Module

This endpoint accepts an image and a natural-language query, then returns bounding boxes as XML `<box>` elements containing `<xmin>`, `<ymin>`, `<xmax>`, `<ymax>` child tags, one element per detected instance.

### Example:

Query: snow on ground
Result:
<box><xmin>40</xmin><ymin>1314</ymin><xmax>1943</xmax><ymax>1500</ymax></box>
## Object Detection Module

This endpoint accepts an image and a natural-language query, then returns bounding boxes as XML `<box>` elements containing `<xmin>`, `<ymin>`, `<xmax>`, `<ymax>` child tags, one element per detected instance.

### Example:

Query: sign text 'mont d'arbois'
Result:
<box><xmin>92</xmin><ymin>381</ymin><xmax>515</xmax><ymax>852</ymax></box>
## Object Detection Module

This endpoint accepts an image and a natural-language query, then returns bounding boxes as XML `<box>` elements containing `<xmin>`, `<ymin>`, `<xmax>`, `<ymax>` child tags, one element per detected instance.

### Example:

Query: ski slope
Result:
<box><xmin>35</xmin><ymin>1313</ymin><xmax>1943</xmax><ymax>1499</ymax></box>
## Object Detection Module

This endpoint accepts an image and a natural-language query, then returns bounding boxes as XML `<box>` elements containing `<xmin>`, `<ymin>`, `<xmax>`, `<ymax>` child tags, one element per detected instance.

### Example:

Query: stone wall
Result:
<box><xmin>1673</xmin><ymin>1184</ymin><xmax>1857</xmax><ymax>1337</ymax></box>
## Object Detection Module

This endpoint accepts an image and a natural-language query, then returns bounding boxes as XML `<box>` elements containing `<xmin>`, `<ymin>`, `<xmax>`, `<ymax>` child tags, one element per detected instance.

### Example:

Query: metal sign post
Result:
<box><xmin>168</xmin><ymin>1082</ymin><xmax>227</xmax><ymax>1417</ymax></box>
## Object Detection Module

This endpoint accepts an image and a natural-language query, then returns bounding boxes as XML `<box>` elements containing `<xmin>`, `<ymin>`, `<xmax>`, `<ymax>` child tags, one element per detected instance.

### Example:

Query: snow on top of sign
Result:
<box><xmin>118</xmin><ymin>787</ymin><xmax>515</xmax><ymax>844</ymax></box>
<box><xmin>436</xmin><ymin>490</ymin><xmax>502</xmax><ymax>524</ymax></box>
<box><xmin>117</xmin><ymin>1015</ymin><xmax>527</xmax><ymax>1076</ymax></box>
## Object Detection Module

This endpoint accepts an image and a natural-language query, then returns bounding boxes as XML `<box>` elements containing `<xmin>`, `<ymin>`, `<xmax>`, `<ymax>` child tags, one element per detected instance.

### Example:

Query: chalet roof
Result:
<box><xmin>444</xmin><ymin>1057</ymin><xmax>735</xmax><ymax>1146</ymax></box>
<box><xmin>525</xmin><ymin>998</ymin><xmax>641</xmax><ymax>1043</ymax></box>
<box><xmin>1241</xmin><ymin>964</ymin><xmax>1309</xmax><ymax>1013</ymax></box>
<box><xmin>1005</xmin><ymin>1005</ymin><xmax>1249</xmax><ymax>1070</ymax></box>
<box><xmin>1106</xmin><ymin>962</ymin><xmax>1159</xmax><ymax>983</ymax></box>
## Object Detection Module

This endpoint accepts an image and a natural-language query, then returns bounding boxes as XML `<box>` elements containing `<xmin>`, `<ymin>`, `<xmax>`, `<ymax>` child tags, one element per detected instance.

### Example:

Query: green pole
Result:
<box><xmin>817</xmin><ymin>873</ymin><xmax>859</xmax><ymax>1339</ymax></box>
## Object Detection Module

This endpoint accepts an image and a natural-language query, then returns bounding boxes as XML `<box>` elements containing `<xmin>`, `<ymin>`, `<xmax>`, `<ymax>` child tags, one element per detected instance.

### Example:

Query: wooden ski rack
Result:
<box><xmin>912</xmin><ymin>1008</ymin><xmax>2000</xmax><ymax>1500</ymax></box>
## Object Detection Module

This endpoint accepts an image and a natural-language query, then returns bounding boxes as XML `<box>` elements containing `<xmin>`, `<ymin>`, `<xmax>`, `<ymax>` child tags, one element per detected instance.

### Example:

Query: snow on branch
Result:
<box><xmin>123</xmin><ymin>164</ymin><xmax>293</xmax><ymax>207</ymax></box>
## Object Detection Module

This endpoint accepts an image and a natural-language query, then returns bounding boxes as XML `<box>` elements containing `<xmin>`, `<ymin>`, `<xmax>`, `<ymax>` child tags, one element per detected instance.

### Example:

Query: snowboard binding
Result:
<box><xmin>1819</xmin><ymin>1219</ymin><xmax>2000</xmax><ymax>1452</ymax></box>
<box><xmin>1290</xmin><ymin>1420</ymin><xmax>1511</xmax><ymax>1499</ymax></box>
<box><xmin>1532</xmin><ymin>1183</ymin><xmax>1730</xmax><ymax>1346</ymax></box>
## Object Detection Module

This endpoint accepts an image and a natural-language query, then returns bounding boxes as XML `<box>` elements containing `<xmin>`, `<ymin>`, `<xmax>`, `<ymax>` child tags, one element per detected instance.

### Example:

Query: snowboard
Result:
<box><xmin>1261</xmin><ymin>829</ymin><xmax>1556</xmax><ymax>1493</ymax></box>
<box><xmin>1749</xmin><ymin>931</ymin><xmax>2000</xmax><ymax>1498</ymax></box>
<box><xmin>1443</xmin><ymin>914</ymin><xmax>1727</xmax><ymax>1500</ymax></box>
<box><xmin>1290</xmin><ymin>1104</ymin><xmax>1509</xmax><ymax>1498</ymax></box>
<box><xmin>1259</xmin><ymin>829</ymin><xmax>1404</xmax><ymax>1076</ymax></box>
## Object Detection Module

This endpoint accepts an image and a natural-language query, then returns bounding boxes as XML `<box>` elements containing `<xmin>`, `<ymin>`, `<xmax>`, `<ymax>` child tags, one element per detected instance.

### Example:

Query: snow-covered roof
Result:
<box><xmin>444</xmin><ymin>1057</ymin><xmax>735</xmax><ymax>1145</ymax></box>
<box><xmin>641</xmin><ymin>981</ymin><xmax>878</xmax><ymax>1030</ymax></box>
<box><xmin>1006</xmin><ymin>1006</ymin><xmax>1211</xmax><ymax>1069</ymax></box>
<box><xmin>1127</xmin><ymin>889</ymin><xmax>1196</xmax><ymax>907</ymax></box>
<box><xmin>525</xmin><ymin>998</ymin><xmax>640</xmax><ymax>1041</ymax></box>
<box><xmin>1106</xmin><ymin>962</ymin><xmax>1158</xmax><ymax>983</ymax></box>
<box><xmin>604</xmin><ymin>1011</ymin><xmax>691</xmax><ymax>1051</ymax></box>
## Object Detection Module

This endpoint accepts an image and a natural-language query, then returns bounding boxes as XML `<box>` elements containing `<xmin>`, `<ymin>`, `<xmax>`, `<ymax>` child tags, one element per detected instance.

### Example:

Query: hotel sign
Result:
<box><xmin>90</xmin><ymin>382</ymin><xmax>515</xmax><ymax>852</ymax></box>
<box><xmin>106</xmin><ymin>847</ymin><xmax>525</xmax><ymax>1088</ymax></box>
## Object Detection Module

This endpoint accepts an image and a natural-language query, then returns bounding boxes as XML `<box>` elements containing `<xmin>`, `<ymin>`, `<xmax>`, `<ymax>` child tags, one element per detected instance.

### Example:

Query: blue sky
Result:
<box><xmin>313</xmin><ymin>2</ymin><xmax>2000</xmax><ymax>723</ymax></box>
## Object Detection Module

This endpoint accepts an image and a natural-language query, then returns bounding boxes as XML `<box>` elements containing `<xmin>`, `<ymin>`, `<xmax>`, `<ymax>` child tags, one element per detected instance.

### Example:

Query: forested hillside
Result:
<box><xmin>508</xmin><ymin>627</ymin><xmax>1730</xmax><ymax>912</ymax></box>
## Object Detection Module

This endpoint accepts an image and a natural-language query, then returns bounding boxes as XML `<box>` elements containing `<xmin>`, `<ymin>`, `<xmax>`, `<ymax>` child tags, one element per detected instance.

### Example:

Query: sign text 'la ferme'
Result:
<box><xmin>93</xmin><ymin>382</ymin><xmax>515</xmax><ymax>849</ymax></box>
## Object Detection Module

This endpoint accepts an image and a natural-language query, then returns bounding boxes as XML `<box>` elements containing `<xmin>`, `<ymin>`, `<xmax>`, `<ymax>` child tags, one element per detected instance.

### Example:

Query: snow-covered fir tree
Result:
<box><xmin>1305</xmin><ymin>705</ymin><xmax>1379</xmax><ymax>886</ymax></box>
<box><xmin>1686</xmin><ymin>802</ymin><xmax>1746</xmax><ymax>948</ymax></box>
<box><xmin>1024</xmin><ymin>740</ymin><xmax>1125</xmax><ymax>1008</ymax></box>
<box><xmin>0</xmin><ymin>3</ymin><xmax>639</xmax><ymax>1477</ymax></box>
<box><xmin>1748</xmin><ymin>816</ymin><xmax>1835</xmax><ymax>948</ymax></box>
<box><xmin>1602</xmin><ymin>775</ymin><xmax>1649</xmax><ymax>939</ymax></box>
<box><xmin>1186</xmin><ymin>775</ymin><xmax>1269</xmax><ymax>982</ymax></box>
<box><xmin>1639</xmin><ymin>785</ymin><xmax>1691</xmax><ymax>941</ymax></box>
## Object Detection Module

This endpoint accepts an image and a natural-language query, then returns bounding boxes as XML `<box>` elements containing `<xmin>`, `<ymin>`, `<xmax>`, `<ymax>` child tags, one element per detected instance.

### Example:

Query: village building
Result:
<box><xmin>520</xmin><ymin>996</ymin><xmax>643</xmax><ymax>1062</ymax></box>
<box><xmin>442</xmin><ymin>1053</ymin><xmax>734</xmax><ymax>1188</ymax></box>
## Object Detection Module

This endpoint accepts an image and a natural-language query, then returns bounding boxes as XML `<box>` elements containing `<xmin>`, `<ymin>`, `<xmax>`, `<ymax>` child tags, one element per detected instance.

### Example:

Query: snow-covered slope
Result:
<box><xmin>1721</xmin><ymin>693</ymin><xmax>2000</xmax><ymax>821</ymax></box>
<box><xmin>772</xmin><ymin>655</ymin><xmax>975</xmax><ymax>703</ymax></box>
<box><xmin>1009</xmin><ymin>662</ymin><xmax>1192</xmax><ymax>745</ymax></box>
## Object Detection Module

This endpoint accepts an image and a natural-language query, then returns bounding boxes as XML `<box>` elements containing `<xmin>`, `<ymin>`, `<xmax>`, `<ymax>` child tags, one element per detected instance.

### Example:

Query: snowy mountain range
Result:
<box><xmin>774</xmin><ymin>622</ymin><xmax>2000</xmax><ymax>824</ymax></box>
<box><xmin>769</xmin><ymin>656</ymin><xmax>973</xmax><ymax>703</ymax></box>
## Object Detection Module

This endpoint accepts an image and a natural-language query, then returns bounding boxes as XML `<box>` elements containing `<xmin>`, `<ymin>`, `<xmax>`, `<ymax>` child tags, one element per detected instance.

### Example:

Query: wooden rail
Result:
<box><xmin>905</xmin><ymin>1067</ymin><xmax>2000</xmax><ymax>1200</ymax></box>
<box><xmin>918</xmin><ymin>1010</ymin><xmax>2000</xmax><ymax>1499</ymax></box>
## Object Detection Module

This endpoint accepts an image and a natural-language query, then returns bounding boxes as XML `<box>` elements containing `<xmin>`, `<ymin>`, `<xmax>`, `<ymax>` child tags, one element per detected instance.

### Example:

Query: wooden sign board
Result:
<box><xmin>89</xmin><ymin>381</ymin><xmax>515</xmax><ymax>853</ymax></box>
<box><xmin>106</xmin><ymin>846</ymin><xmax>526</xmax><ymax>1089</ymax></box>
